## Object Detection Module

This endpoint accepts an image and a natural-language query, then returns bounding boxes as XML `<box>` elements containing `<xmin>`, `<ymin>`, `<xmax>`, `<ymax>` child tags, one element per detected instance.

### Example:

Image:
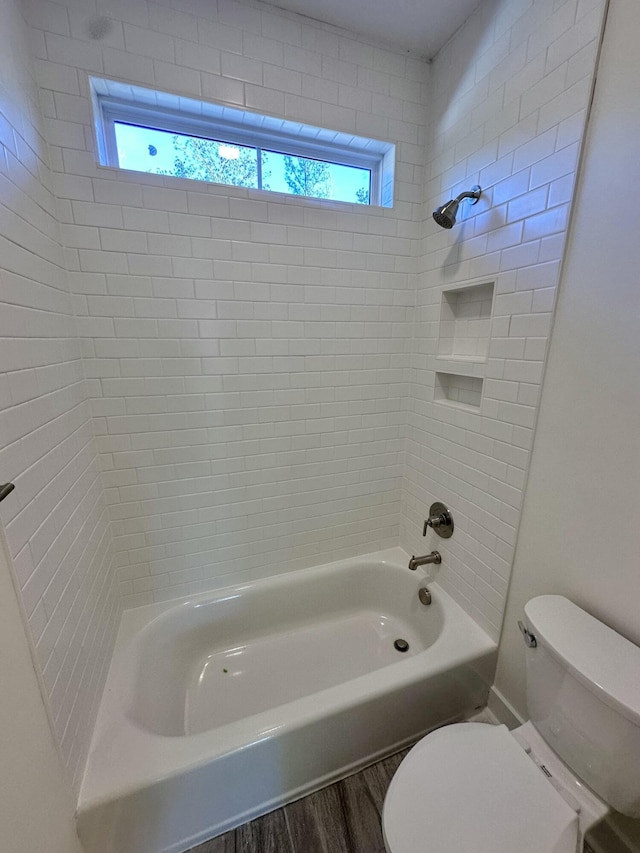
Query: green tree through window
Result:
<box><xmin>161</xmin><ymin>135</ymin><xmax>262</xmax><ymax>188</ymax></box>
<box><xmin>113</xmin><ymin>122</ymin><xmax>371</xmax><ymax>204</ymax></box>
<box><xmin>281</xmin><ymin>154</ymin><xmax>333</xmax><ymax>198</ymax></box>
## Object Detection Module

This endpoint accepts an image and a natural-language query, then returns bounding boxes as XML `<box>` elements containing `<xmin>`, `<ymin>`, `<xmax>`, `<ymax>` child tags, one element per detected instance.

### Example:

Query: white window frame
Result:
<box><xmin>90</xmin><ymin>78</ymin><xmax>395</xmax><ymax>207</ymax></box>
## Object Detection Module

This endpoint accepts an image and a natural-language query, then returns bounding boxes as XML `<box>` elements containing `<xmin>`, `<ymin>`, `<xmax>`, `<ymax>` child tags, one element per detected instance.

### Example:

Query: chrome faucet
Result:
<box><xmin>408</xmin><ymin>551</ymin><xmax>441</xmax><ymax>571</ymax></box>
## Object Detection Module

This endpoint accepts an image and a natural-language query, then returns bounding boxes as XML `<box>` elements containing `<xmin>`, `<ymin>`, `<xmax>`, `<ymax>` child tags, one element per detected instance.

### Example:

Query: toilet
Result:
<box><xmin>382</xmin><ymin>595</ymin><xmax>640</xmax><ymax>853</ymax></box>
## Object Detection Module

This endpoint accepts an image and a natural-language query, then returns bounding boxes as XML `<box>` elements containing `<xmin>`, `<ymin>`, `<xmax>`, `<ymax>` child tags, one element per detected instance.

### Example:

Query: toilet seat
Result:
<box><xmin>382</xmin><ymin>723</ymin><xmax>579</xmax><ymax>853</ymax></box>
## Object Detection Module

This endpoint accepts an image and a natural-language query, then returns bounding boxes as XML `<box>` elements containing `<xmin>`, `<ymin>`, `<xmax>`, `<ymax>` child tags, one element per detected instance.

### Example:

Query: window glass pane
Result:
<box><xmin>261</xmin><ymin>151</ymin><xmax>371</xmax><ymax>204</ymax></box>
<box><xmin>113</xmin><ymin>123</ymin><xmax>259</xmax><ymax>188</ymax></box>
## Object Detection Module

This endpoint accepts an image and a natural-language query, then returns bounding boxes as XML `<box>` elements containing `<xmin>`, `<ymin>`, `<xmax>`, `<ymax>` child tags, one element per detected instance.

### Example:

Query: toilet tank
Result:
<box><xmin>524</xmin><ymin>595</ymin><xmax>640</xmax><ymax>817</ymax></box>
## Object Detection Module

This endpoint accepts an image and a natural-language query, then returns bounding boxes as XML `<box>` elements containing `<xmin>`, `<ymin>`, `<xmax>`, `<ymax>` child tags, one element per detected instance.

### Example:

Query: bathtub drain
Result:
<box><xmin>394</xmin><ymin>638</ymin><xmax>409</xmax><ymax>653</ymax></box>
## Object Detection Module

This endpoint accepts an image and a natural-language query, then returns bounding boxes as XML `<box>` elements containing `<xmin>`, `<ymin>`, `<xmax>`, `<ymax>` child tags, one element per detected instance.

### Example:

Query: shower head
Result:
<box><xmin>433</xmin><ymin>186</ymin><xmax>481</xmax><ymax>229</ymax></box>
<box><xmin>433</xmin><ymin>198</ymin><xmax>461</xmax><ymax>229</ymax></box>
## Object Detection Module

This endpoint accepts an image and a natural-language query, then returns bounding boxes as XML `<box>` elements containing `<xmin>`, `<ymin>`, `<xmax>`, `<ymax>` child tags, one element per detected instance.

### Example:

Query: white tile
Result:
<box><xmin>123</xmin><ymin>23</ymin><xmax>175</xmax><ymax>62</ymax></box>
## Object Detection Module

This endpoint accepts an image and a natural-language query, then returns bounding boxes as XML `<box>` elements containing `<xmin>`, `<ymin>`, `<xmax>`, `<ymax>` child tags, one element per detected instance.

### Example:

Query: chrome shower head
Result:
<box><xmin>433</xmin><ymin>185</ymin><xmax>481</xmax><ymax>229</ymax></box>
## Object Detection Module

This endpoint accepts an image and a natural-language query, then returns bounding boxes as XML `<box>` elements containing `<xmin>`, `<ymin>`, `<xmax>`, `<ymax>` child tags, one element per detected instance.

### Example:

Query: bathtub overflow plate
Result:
<box><xmin>394</xmin><ymin>638</ymin><xmax>409</xmax><ymax>653</ymax></box>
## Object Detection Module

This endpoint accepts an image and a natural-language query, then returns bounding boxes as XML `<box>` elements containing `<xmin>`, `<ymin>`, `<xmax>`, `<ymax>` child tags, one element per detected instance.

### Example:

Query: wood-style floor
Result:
<box><xmin>186</xmin><ymin>748</ymin><xmax>410</xmax><ymax>853</ymax></box>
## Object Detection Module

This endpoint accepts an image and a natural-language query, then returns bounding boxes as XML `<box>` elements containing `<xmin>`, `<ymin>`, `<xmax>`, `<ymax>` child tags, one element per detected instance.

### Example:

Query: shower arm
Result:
<box><xmin>455</xmin><ymin>189</ymin><xmax>481</xmax><ymax>203</ymax></box>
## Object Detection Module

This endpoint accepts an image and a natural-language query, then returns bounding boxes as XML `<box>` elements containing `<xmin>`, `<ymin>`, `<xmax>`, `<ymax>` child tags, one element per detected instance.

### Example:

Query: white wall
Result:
<box><xmin>401</xmin><ymin>0</ymin><xmax>607</xmax><ymax>640</ymax></box>
<box><xmin>0</xmin><ymin>531</ymin><xmax>83</xmax><ymax>853</ymax></box>
<box><xmin>495</xmin><ymin>6</ymin><xmax>640</xmax><ymax>851</ymax></box>
<box><xmin>494</xmin><ymin>0</ymin><xmax>640</xmax><ymax>718</ymax></box>
<box><xmin>494</xmin><ymin>0</ymin><xmax>640</xmax><ymax>842</ymax></box>
<box><xmin>0</xmin><ymin>0</ymin><xmax>120</xmax><ymax>789</ymax></box>
<box><xmin>27</xmin><ymin>0</ymin><xmax>430</xmax><ymax>606</ymax></box>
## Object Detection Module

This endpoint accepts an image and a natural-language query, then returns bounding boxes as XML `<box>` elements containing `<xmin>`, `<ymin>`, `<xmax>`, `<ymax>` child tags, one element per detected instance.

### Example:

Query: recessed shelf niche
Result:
<box><xmin>435</xmin><ymin>372</ymin><xmax>483</xmax><ymax>411</ymax></box>
<box><xmin>437</xmin><ymin>282</ymin><xmax>494</xmax><ymax>362</ymax></box>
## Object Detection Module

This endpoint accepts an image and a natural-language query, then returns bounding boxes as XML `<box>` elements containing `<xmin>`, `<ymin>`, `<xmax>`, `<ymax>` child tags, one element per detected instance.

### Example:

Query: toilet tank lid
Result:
<box><xmin>525</xmin><ymin>595</ymin><xmax>640</xmax><ymax>727</ymax></box>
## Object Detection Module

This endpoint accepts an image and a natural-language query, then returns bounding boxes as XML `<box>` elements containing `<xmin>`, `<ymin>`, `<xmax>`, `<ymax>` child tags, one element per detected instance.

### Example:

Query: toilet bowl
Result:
<box><xmin>382</xmin><ymin>595</ymin><xmax>640</xmax><ymax>853</ymax></box>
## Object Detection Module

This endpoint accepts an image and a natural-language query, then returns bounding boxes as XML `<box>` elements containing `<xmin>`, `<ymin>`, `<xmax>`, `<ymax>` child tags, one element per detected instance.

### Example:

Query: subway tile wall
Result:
<box><xmin>0</xmin><ymin>0</ymin><xmax>120</xmax><ymax>790</ymax></box>
<box><xmin>401</xmin><ymin>0</ymin><xmax>607</xmax><ymax>639</ymax></box>
<box><xmin>25</xmin><ymin>0</ymin><xmax>430</xmax><ymax>606</ymax></box>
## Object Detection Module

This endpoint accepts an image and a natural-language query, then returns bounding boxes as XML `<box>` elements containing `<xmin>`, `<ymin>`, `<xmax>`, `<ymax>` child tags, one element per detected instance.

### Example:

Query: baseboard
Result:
<box><xmin>586</xmin><ymin>818</ymin><xmax>640</xmax><ymax>853</ymax></box>
<box><xmin>486</xmin><ymin>686</ymin><xmax>524</xmax><ymax>730</ymax></box>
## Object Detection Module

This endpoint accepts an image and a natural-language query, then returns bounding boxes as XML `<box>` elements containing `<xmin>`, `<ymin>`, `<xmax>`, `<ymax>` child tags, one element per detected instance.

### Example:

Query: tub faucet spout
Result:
<box><xmin>408</xmin><ymin>551</ymin><xmax>441</xmax><ymax>571</ymax></box>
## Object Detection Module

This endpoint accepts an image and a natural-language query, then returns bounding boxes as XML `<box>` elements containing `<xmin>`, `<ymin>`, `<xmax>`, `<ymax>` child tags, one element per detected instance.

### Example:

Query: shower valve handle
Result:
<box><xmin>422</xmin><ymin>502</ymin><xmax>454</xmax><ymax>539</ymax></box>
<box><xmin>424</xmin><ymin>515</ymin><xmax>445</xmax><ymax>534</ymax></box>
<box><xmin>0</xmin><ymin>483</ymin><xmax>15</xmax><ymax>503</ymax></box>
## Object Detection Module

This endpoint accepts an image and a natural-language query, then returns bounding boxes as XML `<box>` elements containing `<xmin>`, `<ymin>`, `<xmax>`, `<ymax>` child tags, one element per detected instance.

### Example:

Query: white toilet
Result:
<box><xmin>383</xmin><ymin>595</ymin><xmax>640</xmax><ymax>853</ymax></box>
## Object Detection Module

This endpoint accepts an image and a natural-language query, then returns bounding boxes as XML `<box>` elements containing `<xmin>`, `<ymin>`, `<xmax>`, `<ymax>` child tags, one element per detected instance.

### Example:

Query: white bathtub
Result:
<box><xmin>77</xmin><ymin>547</ymin><xmax>497</xmax><ymax>853</ymax></box>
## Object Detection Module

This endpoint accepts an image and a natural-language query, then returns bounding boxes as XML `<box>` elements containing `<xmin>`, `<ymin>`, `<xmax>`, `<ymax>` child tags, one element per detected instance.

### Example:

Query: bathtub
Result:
<box><xmin>77</xmin><ymin>547</ymin><xmax>497</xmax><ymax>853</ymax></box>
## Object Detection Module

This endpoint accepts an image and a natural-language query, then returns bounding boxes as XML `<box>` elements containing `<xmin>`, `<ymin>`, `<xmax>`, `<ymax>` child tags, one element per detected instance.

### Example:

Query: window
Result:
<box><xmin>90</xmin><ymin>78</ymin><xmax>395</xmax><ymax>207</ymax></box>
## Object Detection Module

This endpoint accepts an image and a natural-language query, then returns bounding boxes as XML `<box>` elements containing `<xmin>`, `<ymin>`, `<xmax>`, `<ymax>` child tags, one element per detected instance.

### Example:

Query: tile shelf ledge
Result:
<box><xmin>434</xmin><ymin>397</ymin><xmax>482</xmax><ymax>414</ymax></box>
<box><xmin>435</xmin><ymin>354</ymin><xmax>488</xmax><ymax>364</ymax></box>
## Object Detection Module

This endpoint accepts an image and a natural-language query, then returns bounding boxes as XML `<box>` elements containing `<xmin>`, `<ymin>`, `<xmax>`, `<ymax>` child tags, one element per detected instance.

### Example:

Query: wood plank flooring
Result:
<box><xmin>186</xmin><ymin>748</ymin><xmax>410</xmax><ymax>853</ymax></box>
